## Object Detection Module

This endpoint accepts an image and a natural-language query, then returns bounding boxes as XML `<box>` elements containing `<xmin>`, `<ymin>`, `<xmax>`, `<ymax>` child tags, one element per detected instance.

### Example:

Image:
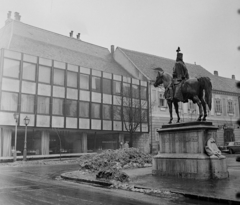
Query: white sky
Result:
<box><xmin>0</xmin><ymin>0</ymin><xmax>240</xmax><ymax>79</ymax></box>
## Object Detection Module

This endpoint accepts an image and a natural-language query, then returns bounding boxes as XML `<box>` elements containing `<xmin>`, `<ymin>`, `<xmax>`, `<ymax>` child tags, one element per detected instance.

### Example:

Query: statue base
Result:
<box><xmin>152</xmin><ymin>122</ymin><xmax>228</xmax><ymax>179</ymax></box>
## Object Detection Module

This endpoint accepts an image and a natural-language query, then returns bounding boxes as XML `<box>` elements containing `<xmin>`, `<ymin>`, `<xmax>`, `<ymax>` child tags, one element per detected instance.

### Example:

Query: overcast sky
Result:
<box><xmin>0</xmin><ymin>0</ymin><xmax>240</xmax><ymax>79</ymax></box>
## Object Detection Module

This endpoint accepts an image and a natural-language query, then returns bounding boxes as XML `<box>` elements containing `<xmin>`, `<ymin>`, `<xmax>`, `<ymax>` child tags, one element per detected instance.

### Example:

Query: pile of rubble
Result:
<box><xmin>79</xmin><ymin>148</ymin><xmax>152</xmax><ymax>182</ymax></box>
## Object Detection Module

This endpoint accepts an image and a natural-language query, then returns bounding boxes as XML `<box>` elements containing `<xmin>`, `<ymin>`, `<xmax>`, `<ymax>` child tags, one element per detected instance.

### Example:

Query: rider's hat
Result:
<box><xmin>176</xmin><ymin>47</ymin><xmax>183</xmax><ymax>61</ymax></box>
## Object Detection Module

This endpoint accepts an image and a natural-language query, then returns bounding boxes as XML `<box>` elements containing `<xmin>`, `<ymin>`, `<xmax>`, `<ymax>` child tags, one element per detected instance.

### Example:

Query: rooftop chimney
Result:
<box><xmin>14</xmin><ymin>12</ymin><xmax>20</xmax><ymax>21</ymax></box>
<box><xmin>69</xmin><ymin>31</ymin><xmax>73</xmax><ymax>37</ymax></box>
<box><xmin>5</xmin><ymin>11</ymin><xmax>12</xmax><ymax>25</ymax></box>
<box><xmin>76</xmin><ymin>33</ymin><xmax>80</xmax><ymax>40</ymax></box>
<box><xmin>111</xmin><ymin>45</ymin><xmax>115</xmax><ymax>55</ymax></box>
<box><xmin>214</xmin><ymin>71</ymin><xmax>218</xmax><ymax>76</ymax></box>
<box><xmin>232</xmin><ymin>75</ymin><xmax>235</xmax><ymax>80</ymax></box>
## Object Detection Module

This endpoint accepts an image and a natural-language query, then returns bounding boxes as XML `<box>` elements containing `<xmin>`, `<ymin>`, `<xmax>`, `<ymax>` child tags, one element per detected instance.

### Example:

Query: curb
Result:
<box><xmin>61</xmin><ymin>174</ymin><xmax>240</xmax><ymax>204</ymax></box>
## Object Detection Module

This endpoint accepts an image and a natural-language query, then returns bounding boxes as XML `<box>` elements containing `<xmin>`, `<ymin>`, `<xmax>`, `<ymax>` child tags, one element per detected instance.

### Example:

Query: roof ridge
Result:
<box><xmin>10</xmin><ymin>20</ymin><xmax>110</xmax><ymax>51</ymax></box>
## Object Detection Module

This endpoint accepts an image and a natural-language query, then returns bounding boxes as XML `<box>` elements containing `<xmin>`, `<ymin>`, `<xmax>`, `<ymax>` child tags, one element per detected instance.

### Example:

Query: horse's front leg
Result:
<box><xmin>173</xmin><ymin>101</ymin><xmax>180</xmax><ymax>123</ymax></box>
<box><xmin>167</xmin><ymin>100</ymin><xmax>173</xmax><ymax>124</ymax></box>
<box><xmin>200</xmin><ymin>98</ymin><xmax>207</xmax><ymax>121</ymax></box>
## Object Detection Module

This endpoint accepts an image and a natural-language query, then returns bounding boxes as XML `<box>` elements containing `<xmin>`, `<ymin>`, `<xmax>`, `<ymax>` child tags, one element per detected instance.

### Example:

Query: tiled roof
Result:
<box><xmin>0</xmin><ymin>20</ymin><xmax>131</xmax><ymax>77</ymax></box>
<box><xmin>118</xmin><ymin>47</ymin><xmax>240</xmax><ymax>94</ymax></box>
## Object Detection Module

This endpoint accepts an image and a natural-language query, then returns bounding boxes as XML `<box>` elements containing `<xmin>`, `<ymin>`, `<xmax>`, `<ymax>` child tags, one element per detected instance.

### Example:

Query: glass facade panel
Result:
<box><xmin>65</xmin><ymin>100</ymin><xmax>77</xmax><ymax>117</ymax></box>
<box><xmin>123</xmin><ymin>83</ymin><xmax>130</xmax><ymax>96</ymax></box>
<box><xmin>113</xmin><ymin>81</ymin><xmax>121</xmax><ymax>95</ymax></box>
<box><xmin>4</xmin><ymin>50</ymin><xmax>21</xmax><ymax>60</ymax></box>
<box><xmin>54</xmin><ymin>61</ymin><xmax>65</xmax><ymax>69</ymax></box>
<box><xmin>91</xmin><ymin>103</ymin><xmax>100</xmax><ymax>119</ymax></box>
<box><xmin>67</xmin><ymin>64</ymin><xmax>78</xmax><ymax>72</ymax></box>
<box><xmin>103</xmin><ymin>104</ymin><xmax>112</xmax><ymax>120</ymax></box>
<box><xmin>113</xmin><ymin>106</ymin><xmax>122</xmax><ymax>120</ymax></box>
<box><xmin>39</xmin><ymin>66</ymin><xmax>51</xmax><ymax>84</ymax></box>
<box><xmin>3</xmin><ymin>59</ymin><xmax>20</xmax><ymax>78</ymax></box>
<box><xmin>21</xmin><ymin>94</ymin><xmax>34</xmax><ymax>113</ymax></box>
<box><xmin>102</xmin><ymin>79</ymin><xmax>112</xmax><ymax>94</ymax></box>
<box><xmin>39</xmin><ymin>58</ymin><xmax>52</xmax><ymax>66</ymax></box>
<box><xmin>54</xmin><ymin>69</ymin><xmax>65</xmax><ymax>86</ymax></box>
<box><xmin>67</xmin><ymin>71</ymin><xmax>77</xmax><ymax>88</ymax></box>
<box><xmin>92</xmin><ymin>76</ymin><xmax>101</xmax><ymax>92</ymax></box>
<box><xmin>23</xmin><ymin>54</ymin><xmax>37</xmax><ymax>63</ymax></box>
<box><xmin>37</xmin><ymin>96</ymin><xmax>50</xmax><ymax>114</ymax></box>
<box><xmin>141</xmin><ymin>109</ymin><xmax>148</xmax><ymax>123</ymax></box>
<box><xmin>132</xmin><ymin>84</ymin><xmax>139</xmax><ymax>98</ymax></box>
<box><xmin>79</xmin><ymin>101</ymin><xmax>89</xmax><ymax>117</ymax></box>
<box><xmin>0</xmin><ymin>92</ymin><xmax>18</xmax><ymax>111</ymax></box>
<box><xmin>52</xmin><ymin>98</ymin><xmax>64</xmax><ymax>115</ymax></box>
<box><xmin>141</xmin><ymin>86</ymin><xmax>147</xmax><ymax>100</ymax></box>
<box><xmin>22</xmin><ymin>62</ymin><xmax>36</xmax><ymax>81</ymax></box>
<box><xmin>80</xmin><ymin>74</ymin><xmax>89</xmax><ymax>90</ymax></box>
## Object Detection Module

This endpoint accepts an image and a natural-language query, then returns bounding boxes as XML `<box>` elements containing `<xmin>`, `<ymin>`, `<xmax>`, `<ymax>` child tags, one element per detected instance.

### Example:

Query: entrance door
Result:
<box><xmin>224</xmin><ymin>128</ymin><xmax>235</xmax><ymax>144</ymax></box>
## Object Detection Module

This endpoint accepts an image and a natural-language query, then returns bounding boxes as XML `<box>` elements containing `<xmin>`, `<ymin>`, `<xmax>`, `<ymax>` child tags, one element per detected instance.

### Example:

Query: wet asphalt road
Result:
<box><xmin>0</xmin><ymin>162</ymin><xmax>231</xmax><ymax>205</ymax></box>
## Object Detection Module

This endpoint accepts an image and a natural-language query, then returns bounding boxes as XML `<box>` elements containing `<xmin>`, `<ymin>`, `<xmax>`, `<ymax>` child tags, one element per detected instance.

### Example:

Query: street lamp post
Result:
<box><xmin>23</xmin><ymin>116</ymin><xmax>30</xmax><ymax>161</ymax></box>
<box><xmin>13</xmin><ymin>113</ymin><xmax>19</xmax><ymax>162</ymax></box>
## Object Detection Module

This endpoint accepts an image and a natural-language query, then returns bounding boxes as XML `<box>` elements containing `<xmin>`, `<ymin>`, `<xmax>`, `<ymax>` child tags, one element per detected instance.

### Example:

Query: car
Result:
<box><xmin>227</xmin><ymin>141</ymin><xmax>240</xmax><ymax>154</ymax></box>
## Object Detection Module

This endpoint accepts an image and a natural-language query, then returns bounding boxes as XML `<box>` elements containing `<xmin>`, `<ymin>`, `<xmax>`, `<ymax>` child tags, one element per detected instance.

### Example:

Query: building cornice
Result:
<box><xmin>213</xmin><ymin>89</ymin><xmax>240</xmax><ymax>97</ymax></box>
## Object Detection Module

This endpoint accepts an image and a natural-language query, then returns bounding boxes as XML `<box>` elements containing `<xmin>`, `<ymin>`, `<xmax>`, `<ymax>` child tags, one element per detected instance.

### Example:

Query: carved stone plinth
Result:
<box><xmin>152</xmin><ymin>122</ymin><xmax>229</xmax><ymax>179</ymax></box>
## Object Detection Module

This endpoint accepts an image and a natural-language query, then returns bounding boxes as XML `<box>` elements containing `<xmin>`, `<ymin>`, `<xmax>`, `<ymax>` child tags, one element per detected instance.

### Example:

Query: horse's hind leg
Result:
<box><xmin>167</xmin><ymin>100</ymin><xmax>173</xmax><ymax>124</ymax></box>
<box><xmin>193</xmin><ymin>96</ymin><xmax>203</xmax><ymax>121</ymax></box>
<box><xmin>200</xmin><ymin>98</ymin><xmax>207</xmax><ymax>121</ymax></box>
<box><xmin>173</xmin><ymin>101</ymin><xmax>180</xmax><ymax>123</ymax></box>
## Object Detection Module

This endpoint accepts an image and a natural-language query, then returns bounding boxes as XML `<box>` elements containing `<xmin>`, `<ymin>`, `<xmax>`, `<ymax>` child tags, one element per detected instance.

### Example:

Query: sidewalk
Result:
<box><xmin>61</xmin><ymin>166</ymin><xmax>240</xmax><ymax>204</ymax></box>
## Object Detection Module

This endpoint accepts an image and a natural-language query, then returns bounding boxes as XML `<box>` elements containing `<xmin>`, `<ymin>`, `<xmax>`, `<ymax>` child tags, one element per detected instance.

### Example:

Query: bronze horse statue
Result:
<box><xmin>153</xmin><ymin>70</ymin><xmax>212</xmax><ymax>124</ymax></box>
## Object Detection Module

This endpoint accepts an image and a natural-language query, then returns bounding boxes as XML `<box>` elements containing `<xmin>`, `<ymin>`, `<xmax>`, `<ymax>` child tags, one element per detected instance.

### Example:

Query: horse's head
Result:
<box><xmin>153</xmin><ymin>71</ymin><xmax>164</xmax><ymax>87</ymax></box>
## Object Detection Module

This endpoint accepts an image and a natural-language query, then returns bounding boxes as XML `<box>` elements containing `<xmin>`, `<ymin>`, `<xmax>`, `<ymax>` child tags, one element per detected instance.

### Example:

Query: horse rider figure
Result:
<box><xmin>169</xmin><ymin>47</ymin><xmax>189</xmax><ymax>103</ymax></box>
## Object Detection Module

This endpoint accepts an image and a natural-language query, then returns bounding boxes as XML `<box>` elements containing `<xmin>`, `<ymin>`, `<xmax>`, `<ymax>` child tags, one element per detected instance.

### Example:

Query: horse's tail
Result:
<box><xmin>198</xmin><ymin>77</ymin><xmax>212</xmax><ymax>110</ymax></box>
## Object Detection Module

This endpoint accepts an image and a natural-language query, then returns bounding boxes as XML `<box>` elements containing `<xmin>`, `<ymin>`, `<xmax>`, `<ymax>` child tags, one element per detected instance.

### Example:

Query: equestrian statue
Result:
<box><xmin>153</xmin><ymin>47</ymin><xmax>212</xmax><ymax>124</ymax></box>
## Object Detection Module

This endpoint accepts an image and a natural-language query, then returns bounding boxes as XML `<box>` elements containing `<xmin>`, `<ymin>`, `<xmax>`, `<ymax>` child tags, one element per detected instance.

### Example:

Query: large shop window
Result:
<box><xmin>37</xmin><ymin>96</ymin><xmax>50</xmax><ymax>114</ymax></box>
<box><xmin>80</xmin><ymin>74</ymin><xmax>89</xmax><ymax>90</ymax></box>
<box><xmin>113</xmin><ymin>106</ymin><xmax>122</xmax><ymax>120</ymax></box>
<box><xmin>54</xmin><ymin>69</ymin><xmax>65</xmax><ymax>86</ymax></box>
<box><xmin>103</xmin><ymin>104</ymin><xmax>112</xmax><ymax>120</ymax></box>
<box><xmin>91</xmin><ymin>103</ymin><xmax>101</xmax><ymax>119</ymax></box>
<box><xmin>52</xmin><ymin>98</ymin><xmax>64</xmax><ymax>115</ymax></box>
<box><xmin>0</xmin><ymin>92</ymin><xmax>18</xmax><ymax>111</ymax></box>
<box><xmin>141</xmin><ymin>109</ymin><xmax>148</xmax><ymax>123</ymax></box>
<box><xmin>123</xmin><ymin>83</ymin><xmax>131</xmax><ymax>96</ymax></box>
<box><xmin>3</xmin><ymin>59</ymin><xmax>20</xmax><ymax>79</ymax></box>
<box><xmin>21</xmin><ymin>94</ymin><xmax>34</xmax><ymax>113</ymax></box>
<box><xmin>102</xmin><ymin>79</ymin><xmax>112</xmax><ymax>94</ymax></box>
<box><xmin>65</xmin><ymin>100</ymin><xmax>77</xmax><ymax>117</ymax></box>
<box><xmin>39</xmin><ymin>66</ymin><xmax>51</xmax><ymax>84</ymax></box>
<box><xmin>113</xmin><ymin>81</ymin><xmax>121</xmax><ymax>95</ymax></box>
<box><xmin>67</xmin><ymin>71</ymin><xmax>77</xmax><ymax>88</ymax></box>
<box><xmin>132</xmin><ymin>85</ymin><xmax>139</xmax><ymax>99</ymax></box>
<box><xmin>22</xmin><ymin>62</ymin><xmax>36</xmax><ymax>81</ymax></box>
<box><xmin>79</xmin><ymin>101</ymin><xmax>89</xmax><ymax>118</ymax></box>
<box><xmin>141</xmin><ymin>86</ymin><xmax>147</xmax><ymax>100</ymax></box>
<box><xmin>92</xmin><ymin>76</ymin><xmax>101</xmax><ymax>92</ymax></box>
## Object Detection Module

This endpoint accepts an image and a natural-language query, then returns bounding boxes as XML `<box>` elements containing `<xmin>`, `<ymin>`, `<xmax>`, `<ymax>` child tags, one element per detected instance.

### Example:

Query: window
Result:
<box><xmin>39</xmin><ymin>66</ymin><xmax>51</xmax><ymax>84</ymax></box>
<box><xmin>113</xmin><ymin>106</ymin><xmax>121</xmax><ymax>120</ymax></box>
<box><xmin>103</xmin><ymin>104</ymin><xmax>112</xmax><ymax>120</ymax></box>
<box><xmin>133</xmin><ymin>108</ymin><xmax>140</xmax><ymax>122</ymax></box>
<box><xmin>65</xmin><ymin>100</ymin><xmax>77</xmax><ymax>117</ymax></box>
<box><xmin>123</xmin><ymin>107</ymin><xmax>130</xmax><ymax>122</ymax></box>
<box><xmin>123</xmin><ymin>83</ymin><xmax>130</xmax><ymax>96</ymax></box>
<box><xmin>141</xmin><ymin>109</ymin><xmax>148</xmax><ymax>123</ymax></box>
<box><xmin>79</xmin><ymin>102</ymin><xmax>89</xmax><ymax>118</ymax></box>
<box><xmin>4</xmin><ymin>50</ymin><xmax>21</xmax><ymax>60</ymax></box>
<box><xmin>23</xmin><ymin>54</ymin><xmax>37</xmax><ymax>63</ymax></box>
<box><xmin>37</xmin><ymin>96</ymin><xmax>50</xmax><ymax>114</ymax></box>
<box><xmin>22</xmin><ymin>63</ymin><xmax>36</xmax><ymax>81</ymax></box>
<box><xmin>67</xmin><ymin>71</ymin><xmax>77</xmax><ymax>88</ymax></box>
<box><xmin>0</xmin><ymin>92</ymin><xmax>18</xmax><ymax>111</ymax></box>
<box><xmin>92</xmin><ymin>76</ymin><xmax>101</xmax><ymax>92</ymax></box>
<box><xmin>102</xmin><ymin>79</ymin><xmax>112</xmax><ymax>94</ymax></box>
<box><xmin>80</xmin><ymin>74</ymin><xmax>89</xmax><ymax>90</ymax></box>
<box><xmin>159</xmin><ymin>93</ymin><xmax>165</xmax><ymax>107</ymax></box>
<box><xmin>91</xmin><ymin>103</ymin><xmax>100</xmax><ymax>119</ymax></box>
<box><xmin>3</xmin><ymin>59</ymin><xmax>20</xmax><ymax>78</ymax></box>
<box><xmin>228</xmin><ymin>100</ymin><xmax>234</xmax><ymax>114</ymax></box>
<box><xmin>141</xmin><ymin>86</ymin><xmax>147</xmax><ymax>100</ymax></box>
<box><xmin>21</xmin><ymin>94</ymin><xmax>34</xmax><ymax>113</ymax></box>
<box><xmin>54</xmin><ymin>69</ymin><xmax>65</xmax><ymax>86</ymax></box>
<box><xmin>215</xmin><ymin>99</ymin><xmax>222</xmax><ymax>113</ymax></box>
<box><xmin>113</xmin><ymin>81</ymin><xmax>121</xmax><ymax>95</ymax></box>
<box><xmin>52</xmin><ymin>98</ymin><xmax>64</xmax><ymax>115</ymax></box>
<box><xmin>132</xmin><ymin>85</ymin><xmax>139</xmax><ymax>98</ymax></box>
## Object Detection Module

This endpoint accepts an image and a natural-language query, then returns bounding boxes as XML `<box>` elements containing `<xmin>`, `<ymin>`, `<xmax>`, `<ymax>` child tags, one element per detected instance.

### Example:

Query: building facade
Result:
<box><xmin>0</xmin><ymin>15</ymin><xmax>149</xmax><ymax>158</ymax></box>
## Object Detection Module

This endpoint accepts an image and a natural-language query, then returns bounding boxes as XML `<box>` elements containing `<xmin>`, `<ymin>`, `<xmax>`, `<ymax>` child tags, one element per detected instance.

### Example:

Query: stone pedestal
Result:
<box><xmin>152</xmin><ymin>122</ymin><xmax>228</xmax><ymax>179</ymax></box>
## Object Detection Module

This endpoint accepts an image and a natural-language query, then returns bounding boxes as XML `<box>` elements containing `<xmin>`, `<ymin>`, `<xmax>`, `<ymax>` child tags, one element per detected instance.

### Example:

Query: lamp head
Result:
<box><xmin>13</xmin><ymin>113</ymin><xmax>19</xmax><ymax>121</ymax></box>
<box><xmin>24</xmin><ymin>116</ymin><xmax>30</xmax><ymax>126</ymax></box>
